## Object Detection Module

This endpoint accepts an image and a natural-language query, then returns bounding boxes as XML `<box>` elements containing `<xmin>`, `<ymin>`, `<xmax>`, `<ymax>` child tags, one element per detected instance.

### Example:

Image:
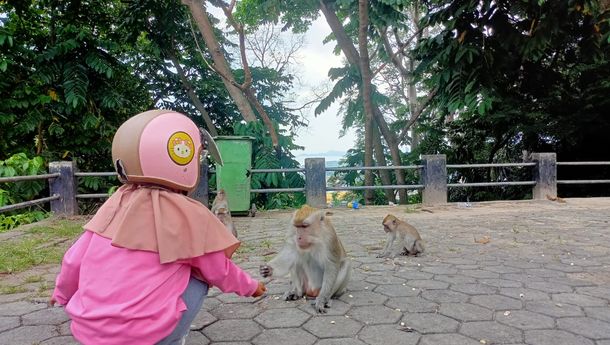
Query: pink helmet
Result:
<box><xmin>112</xmin><ymin>109</ymin><xmax>204</xmax><ymax>193</ymax></box>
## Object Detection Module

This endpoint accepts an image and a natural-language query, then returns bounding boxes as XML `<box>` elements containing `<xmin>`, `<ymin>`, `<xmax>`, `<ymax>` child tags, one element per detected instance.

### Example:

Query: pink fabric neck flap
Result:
<box><xmin>85</xmin><ymin>184</ymin><xmax>240</xmax><ymax>264</ymax></box>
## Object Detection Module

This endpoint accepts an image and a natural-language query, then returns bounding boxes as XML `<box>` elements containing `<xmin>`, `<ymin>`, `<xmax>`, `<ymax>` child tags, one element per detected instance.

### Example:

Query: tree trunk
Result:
<box><xmin>182</xmin><ymin>0</ymin><xmax>257</xmax><ymax>122</ymax></box>
<box><xmin>373</xmin><ymin>123</ymin><xmax>396</xmax><ymax>203</ymax></box>
<box><xmin>358</xmin><ymin>0</ymin><xmax>375</xmax><ymax>205</ymax></box>
<box><xmin>168</xmin><ymin>51</ymin><xmax>218</xmax><ymax>136</ymax></box>
<box><xmin>320</xmin><ymin>0</ymin><xmax>407</xmax><ymax>202</ymax></box>
<box><xmin>407</xmin><ymin>3</ymin><xmax>421</xmax><ymax>151</ymax></box>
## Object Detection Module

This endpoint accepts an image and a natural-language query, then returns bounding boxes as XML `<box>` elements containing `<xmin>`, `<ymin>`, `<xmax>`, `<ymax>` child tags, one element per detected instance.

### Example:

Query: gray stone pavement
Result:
<box><xmin>1</xmin><ymin>198</ymin><xmax>610</xmax><ymax>344</ymax></box>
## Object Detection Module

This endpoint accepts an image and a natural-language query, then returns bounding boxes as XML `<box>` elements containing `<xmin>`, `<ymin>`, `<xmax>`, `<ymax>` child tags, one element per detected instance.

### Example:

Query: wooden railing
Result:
<box><xmin>2</xmin><ymin>153</ymin><xmax>609</xmax><ymax>215</ymax></box>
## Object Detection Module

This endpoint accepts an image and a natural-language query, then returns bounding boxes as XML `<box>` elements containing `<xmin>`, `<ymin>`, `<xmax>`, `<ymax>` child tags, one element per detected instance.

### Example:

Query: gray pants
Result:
<box><xmin>156</xmin><ymin>277</ymin><xmax>209</xmax><ymax>345</ymax></box>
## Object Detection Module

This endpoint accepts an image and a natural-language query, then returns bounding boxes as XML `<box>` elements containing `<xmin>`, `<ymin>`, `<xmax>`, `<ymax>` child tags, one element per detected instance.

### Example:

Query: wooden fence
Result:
<box><xmin>1</xmin><ymin>153</ymin><xmax>610</xmax><ymax>215</ymax></box>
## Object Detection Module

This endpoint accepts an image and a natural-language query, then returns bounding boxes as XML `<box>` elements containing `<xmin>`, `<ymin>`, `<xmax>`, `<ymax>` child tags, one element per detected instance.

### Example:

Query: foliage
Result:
<box><xmin>0</xmin><ymin>153</ymin><xmax>50</xmax><ymax>231</ymax></box>
<box><xmin>415</xmin><ymin>0</ymin><xmax>610</xmax><ymax>199</ymax></box>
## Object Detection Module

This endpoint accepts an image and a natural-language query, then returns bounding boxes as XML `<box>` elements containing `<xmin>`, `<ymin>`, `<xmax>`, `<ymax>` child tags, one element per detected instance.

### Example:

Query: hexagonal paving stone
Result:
<box><xmin>439</xmin><ymin>303</ymin><xmax>493</xmax><ymax>321</ymax></box>
<box><xmin>202</xmin><ymin>319</ymin><xmax>261</xmax><ymax>341</ymax></box>
<box><xmin>504</xmin><ymin>261</ymin><xmax>541</xmax><ymax>269</ymax></box>
<box><xmin>349</xmin><ymin>305</ymin><xmax>402</xmax><ymax>325</ymax></box>
<box><xmin>526</xmin><ymin>281</ymin><xmax>572</xmax><ymax>293</ymax></box>
<box><xmin>400</xmin><ymin>312</ymin><xmax>458</xmax><ymax>334</ymax></box>
<box><xmin>316</xmin><ymin>338</ymin><xmax>368</xmax><ymax>345</ymax></box>
<box><xmin>498</xmin><ymin>288</ymin><xmax>551</xmax><ymax>301</ymax></box>
<box><xmin>421</xmin><ymin>266</ymin><xmax>458</xmax><ymax>275</ymax></box>
<box><xmin>494</xmin><ymin>310</ymin><xmax>555</xmax><ymax>330</ymax></box>
<box><xmin>393</xmin><ymin>270</ymin><xmax>434</xmax><ymax>280</ymax></box>
<box><xmin>189</xmin><ymin>310</ymin><xmax>217</xmax><ymax>330</ymax></box>
<box><xmin>460</xmin><ymin>321</ymin><xmax>522</xmax><ymax>344</ymax></box>
<box><xmin>470</xmin><ymin>294</ymin><xmax>522</xmax><ymax>310</ymax></box>
<box><xmin>40</xmin><ymin>336</ymin><xmax>80</xmax><ymax>345</ymax></box>
<box><xmin>0</xmin><ymin>316</ymin><xmax>19</xmax><ymax>332</ymax></box>
<box><xmin>524</xmin><ymin>330</ymin><xmax>594</xmax><ymax>345</ymax></box>
<box><xmin>406</xmin><ymin>279</ymin><xmax>449</xmax><ymax>290</ymax></box>
<box><xmin>434</xmin><ymin>274</ymin><xmax>477</xmax><ymax>285</ymax></box>
<box><xmin>419</xmin><ymin>333</ymin><xmax>481</xmax><ymax>345</ymax></box>
<box><xmin>479</xmin><ymin>278</ymin><xmax>523</xmax><ymax>288</ymax></box>
<box><xmin>184</xmin><ymin>331</ymin><xmax>209</xmax><ymax>345</ymax></box>
<box><xmin>254</xmin><ymin>308</ymin><xmax>311</xmax><ymax>328</ymax></box>
<box><xmin>0</xmin><ymin>325</ymin><xmax>57</xmax><ymax>344</ymax></box>
<box><xmin>556</xmin><ymin>317</ymin><xmax>610</xmax><ymax>339</ymax></box>
<box><xmin>365</xmin><ymin>275</ymin><xmax>406</xmax><ymax>285</ymax></box>
<box><xmin>386</xmin><ymin>297</ymin><xmax>439</xmax><ymax>313</ymax></box>
<box><xmin>486</xmin><ymin>265</ymin><xmax>522</xmax><ymax>274</ymax></box>
<box><xmin>575</xmin><ymin>286</ymin><xmax>610</xmax><ymax>300</ymax></box>
<box><xmin>525</xmin><ymin>300</ymin><xmax>583</xmax><ymax>317</ymax></box>
<box><xmin>202</xmin><ymin>297</ymin><xmax>221</xmax><ymax>311</ymax></box>
<box><xmin>461</xmin><ymin>270</ymin><xmax>500</xmax><ymax>279</ymax></box>
<box><xmin>0</xmin><ymin>301</ymin><xmax>46</xmax><ymax>316</ymax></box>
<box><xmin>210</xmin><ymin>302</ymin><xmax>261</xmax><ymax>319</ymax></box>
<box><xmin>584</xmin><ymin>306</ymin><xmax>610</xmax><ymax>322</ymax></box>
<box><xmin>374</xmin><ymin>284</ymin><xmax>419</xmax><ymax>297</ymax></box>
<box><xmin>303</xmin><ymin>315</ymin><xmax>363</xmax><ymax>338</ymax></box>
<box><xmin>421</xmin><ymin>289</ymin><xmax>469</xmax><ymax>303</ymax></box>
<box><xmin>252</xmin><ymin>328</ymin><xmax>316</xmax><ymax>345</ymax></box>
<box><xmin>551</xmin><ymin>292</ymin><xmax>607</xmax><ymax>307</ymax></box>
<box><xmin>22</xmin><ymin>307</ymin><xmax>69</xmax><ymax>325</ymax></box>
<box><xmin>339</xmin><ymin>290</ymin><xmax>387</xmax><ymax>306</ymax></box>
<box><xmin>450</xmin><ymin>283</ymin><xmax>497</xmax><ymax>295</ymax></box>
<box><xmin>501</xmin><ymin>273</ymin><xmax>546</xmax><ymax>283</ymax></box>
<box><xmin>358</xmin><ymin>324</ymin><xmax>420</xmax><ymax>345</ymax></box>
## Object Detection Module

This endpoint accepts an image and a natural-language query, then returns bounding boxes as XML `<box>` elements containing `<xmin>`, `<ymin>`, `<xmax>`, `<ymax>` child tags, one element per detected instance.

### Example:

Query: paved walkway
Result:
<box><xmin>1</xmin><ymin>198</ymin><xmax>610</xmax><ymax>344</ymax></box>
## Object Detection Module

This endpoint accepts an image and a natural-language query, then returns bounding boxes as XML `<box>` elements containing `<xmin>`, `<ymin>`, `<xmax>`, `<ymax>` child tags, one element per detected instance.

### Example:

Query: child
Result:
<box><xmin>51</xmin><ymin>110</ymin><xmax>266</xmax><ymax>345</ymax></box>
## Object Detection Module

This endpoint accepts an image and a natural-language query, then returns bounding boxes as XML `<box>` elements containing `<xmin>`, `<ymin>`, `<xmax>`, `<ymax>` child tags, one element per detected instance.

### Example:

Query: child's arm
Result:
<box><xmin>191</xmin><ymin>251</ymin><xmax>260</xmax><ymax>297</ymax></box>
<box><xmin>51</xmin><ymin>231</ymin><xmax>93</xmax><ymax>305</ymax></box>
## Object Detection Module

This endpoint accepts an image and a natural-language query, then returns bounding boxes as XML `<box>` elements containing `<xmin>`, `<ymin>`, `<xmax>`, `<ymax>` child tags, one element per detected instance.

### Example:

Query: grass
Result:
<box><xmin>0</xmin><ymin>285</ymin><xmax>28</xmax><ymax>294</ymax></box>
<box><xmin>0</xmin><ymin>219</ymin><xmax>85</xmax><ymax>274</ymax></box>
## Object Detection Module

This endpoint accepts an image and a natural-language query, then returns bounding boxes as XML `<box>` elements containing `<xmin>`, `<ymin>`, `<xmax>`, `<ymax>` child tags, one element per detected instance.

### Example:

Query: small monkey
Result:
<box><xmin>378</xmin><ymin>214</ymin><xmax>424</xmax><ymax>258</ymax></box>
<box><xmin>259</xmin><ymin>205</ymin><xmax>351</xmax><ymax>313</ymax></box>
<box><xmin>211</xmin><ymin>189</ymin><xmax>237</xmax><ymax>238</ymax></box>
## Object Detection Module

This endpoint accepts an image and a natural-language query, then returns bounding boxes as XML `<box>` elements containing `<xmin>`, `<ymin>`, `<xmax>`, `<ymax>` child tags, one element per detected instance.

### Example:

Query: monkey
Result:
<box><xmin>377</xmin><ymin>214</ymin><xmax>424</xmax><ymax>258</ymax></box>
<box><xmin>210</xmin><ymin>189</ymin><xmax>237</xmax><ymax>238</ymax></box>
<box><xmin>259</xmin><ymin>205</ymin><xmax>351</xmax><ymax>313</ymax></box>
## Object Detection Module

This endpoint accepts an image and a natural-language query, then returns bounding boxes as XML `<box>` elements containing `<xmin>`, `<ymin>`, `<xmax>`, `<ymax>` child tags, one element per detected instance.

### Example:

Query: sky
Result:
<box><xmin>206</xmin><ymin>7</ymin><xmax>356</xmax><ymax>164</ymax></box>
<box><xmin>288</xmin><ymin>16</ymin><xmax>357</xmax><ymax>163</ymax></box>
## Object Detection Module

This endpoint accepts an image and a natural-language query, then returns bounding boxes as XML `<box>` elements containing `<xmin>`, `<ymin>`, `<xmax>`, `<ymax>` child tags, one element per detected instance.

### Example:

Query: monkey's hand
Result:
<box><xmin>376</xmin><ymin>252</ymin><xmax>388</xmax><ymax>258</ymax></box>
<box><xmin>314</xmin><ymin>296</ymin><xmax>329</xmax><ymax>313</ymax></box>
<box><xmin>259</xmin><ymin>264</ymin><xmax>273</xmax><ymax>278</ymax></box>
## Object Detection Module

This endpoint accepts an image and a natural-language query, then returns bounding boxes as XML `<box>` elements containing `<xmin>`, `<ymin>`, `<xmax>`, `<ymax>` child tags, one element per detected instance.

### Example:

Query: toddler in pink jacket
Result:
<box><xmin>51</xmin><ymin>110</ymin><xmax>266</xmax><ymax>345</ymax></box>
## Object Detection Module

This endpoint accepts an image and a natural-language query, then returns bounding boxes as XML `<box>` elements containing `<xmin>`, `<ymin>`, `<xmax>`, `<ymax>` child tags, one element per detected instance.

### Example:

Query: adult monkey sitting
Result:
<box><xmin>260</xmin><ymin>205</ymin><xmax>351</xmax><ymax>313</ymax></box>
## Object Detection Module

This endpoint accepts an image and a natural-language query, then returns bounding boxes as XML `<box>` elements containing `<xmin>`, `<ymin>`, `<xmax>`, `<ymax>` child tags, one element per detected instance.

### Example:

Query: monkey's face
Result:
<box><xmin>294</xmin><ymin>225</ymin><xmax>314</xmax><ymax>250</ymax></box>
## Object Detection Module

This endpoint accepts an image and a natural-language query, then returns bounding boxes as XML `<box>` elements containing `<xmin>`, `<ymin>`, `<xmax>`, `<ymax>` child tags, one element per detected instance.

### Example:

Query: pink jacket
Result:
<box><xmin>52</xmin><ymin>231</ymin><xmax>258</xmax><ymax>345</ymax></box>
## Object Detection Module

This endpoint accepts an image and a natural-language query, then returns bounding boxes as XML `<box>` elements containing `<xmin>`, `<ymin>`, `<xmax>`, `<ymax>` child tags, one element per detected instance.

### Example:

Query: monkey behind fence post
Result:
<box><xmin>259</xmin><ymin>205</ymin><xmax>351</xmax><ymax>313</ymax></box>
<box><xmin>211</xmin><ymin>189</ymin><xmax>237</xmax><ymax>238</ymax></box>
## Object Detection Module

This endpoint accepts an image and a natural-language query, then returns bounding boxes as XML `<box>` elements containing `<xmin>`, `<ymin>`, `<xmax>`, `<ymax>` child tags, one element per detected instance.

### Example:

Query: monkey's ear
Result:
<box><xmin>392</xmin><ymin>219</ymin><xmax>397</xmax><ymax>225</ymax></box>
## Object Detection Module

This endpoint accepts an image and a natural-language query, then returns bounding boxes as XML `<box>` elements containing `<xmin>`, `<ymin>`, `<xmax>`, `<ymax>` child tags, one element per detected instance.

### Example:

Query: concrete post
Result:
<box><xmin>191</xmin><ymin>157</ymin><xmax>209</xmax><ymax>207</ymax></box>
<box><xmin>531</xmin><ymin>152</ymin><xmax>557</xmax><ymax>200</ymax></box>
<box><xmin>421</xmin><ymin>154</ymin><xmax>447</xmax><ymax>205</ymax></box>
<box><xmin>49</xmin><ymin>161</ymin><xmax>77</xmax><ymax>215</ymax></box>
<box><xmin>305</xmin><ymin>158</ymin><xmax>326</xmax><ymax>208</ymax></box>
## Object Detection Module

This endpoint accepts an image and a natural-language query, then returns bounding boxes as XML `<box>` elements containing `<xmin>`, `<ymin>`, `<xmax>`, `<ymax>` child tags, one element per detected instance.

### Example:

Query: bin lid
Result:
<box><xmin>213</xmin><ymin>136</ymin><xmax>256</xmax><ymax>141</ymax></box>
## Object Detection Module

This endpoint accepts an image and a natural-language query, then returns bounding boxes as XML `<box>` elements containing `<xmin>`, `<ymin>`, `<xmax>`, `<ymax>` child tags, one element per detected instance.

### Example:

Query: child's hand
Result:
<box><xmin>252</xmin><ymin>281</ymin><xmax>267</xmax><ymax>297</ymax></box>
<box><xmin>49</xmin><ymin>297</ymin><xmax>57</xmax><ymax>307</ymax></box>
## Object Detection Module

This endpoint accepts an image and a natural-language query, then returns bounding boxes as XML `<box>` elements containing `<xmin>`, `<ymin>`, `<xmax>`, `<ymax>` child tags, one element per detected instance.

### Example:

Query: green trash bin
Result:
<box><xmin>214</xmin><ymin>136</ymin><xmax>255</xmax><ymax>214</ymax></box>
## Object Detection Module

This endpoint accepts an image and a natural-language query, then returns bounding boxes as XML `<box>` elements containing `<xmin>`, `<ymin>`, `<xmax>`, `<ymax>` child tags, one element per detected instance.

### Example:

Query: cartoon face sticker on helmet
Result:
<box><xmin>167</xmin><ymin>131</ymin><xmax>195</xmax><ymax>165</ymax></box>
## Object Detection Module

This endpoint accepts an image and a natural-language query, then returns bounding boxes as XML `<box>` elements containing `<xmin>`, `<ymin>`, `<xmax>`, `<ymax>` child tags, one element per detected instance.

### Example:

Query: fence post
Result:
<box><xmin>420</xmin><ymin>154</ymin><xmax>447</xmax><ymax>205</ymax></box>
<box><xmin>531</xmin><ymin>152</ymin><xmax>557</xmax><ymax>200</ymax></box>
<box><xmin>305</xmin><ymin>158</ymin><xmax>326</xmax><ymax>208</ymax></box>
<box><xmin>49</xmin><ymin>161</ymin><xmax>77</xmax><ymax>215</ymax></box>
<box><xmin>191</xmin><ymin>157</ymin><xmax>209</xmax><ymax>207</ymax></box>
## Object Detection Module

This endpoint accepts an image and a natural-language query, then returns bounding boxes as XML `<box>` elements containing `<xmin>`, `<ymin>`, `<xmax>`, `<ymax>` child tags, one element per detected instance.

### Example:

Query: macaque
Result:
<box><xmin>211</xmin><ymin>189</ymin><xmax>237</xmax><ymax>238</ymax></box>
<box><xmin>259</xmin><ymin>205</ymin><xmax>351</xmax><ymax>313</ymax></box>
<box><xmin>378</xmin><ymin>214</ymin><xmax>424</xmax><ymax>258</ymax></box>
